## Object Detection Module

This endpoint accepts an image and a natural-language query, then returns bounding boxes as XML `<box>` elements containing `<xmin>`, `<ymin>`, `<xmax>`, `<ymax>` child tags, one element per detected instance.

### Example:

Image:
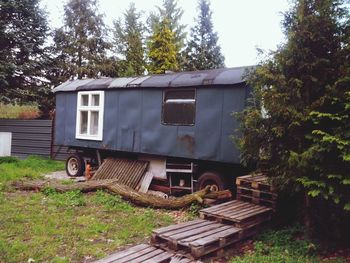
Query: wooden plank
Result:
<box><xmin>142</xmin><ymin>251</ymin><xmax>174</xmax><ymax>263</ymax></box>
<box><xmin>224</xmin><ymin>206</ymin><xmax>270</xmax><ymax>220</ymax></box>
<box><xmin>190</xmin><ymin>227</ymin><xmax>241</xmax><ymax>246</ymax></box>
<box><xmin>153</xmin><ymin>219</ymin><xmax>205</xmax><ymax>235</ymax></box>
<box><xmin>94</xmin><ymin>244</ymin><xmax>149</xmax><ymax>263</ymax></box>
<box><xmin>168</xmin><ymin>222</ymin><xmax>223</xmax><ymax>240</ymax></box>
<box><xmin>214</xmin><ymin>203</ymin><xmax>258</xmax><ymax>216</ymax></box>
<box><xmin>179</xmin><ymin>225</ymin><xmax>233</xmax><ymax>245</ymax></box>
<box><xmin>157</xmin><ymin>221</ymin><xmax>212</xmax><ymax>237</ymax></box>
<box><xmin>237</xmin><ymin>186</ymin><xmax>277</xmax><ymax>199</ymax></box>
<box><xmin>234</xmin><ymin>207</ymin><xmax>272</xmax><ymax>220</ymax></box>
<box><xmin>131</xmin><ymin>248</ymin><xmax>165</xmax><ymax>263</ymax></box>
<box><xmin>199</xmin><ymin>200</ymin><xmax>238</xmax><ymax>213</ymax></box>
<box><xmin>116</xmin><ymin>246</ymin><xmax>157</xmax><ymax>263</ymax></box>
<box><xmin>138</xmin><ymin>171</ymin><xmax>154</xmax><ymax>193</ymax></box>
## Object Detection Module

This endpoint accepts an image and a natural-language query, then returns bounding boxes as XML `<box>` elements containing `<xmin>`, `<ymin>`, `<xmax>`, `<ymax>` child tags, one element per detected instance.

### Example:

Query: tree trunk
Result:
<box><xmin>12</xmin><ymin>179</ymin><xmax>229</xmax><ymax>209</ymax></box>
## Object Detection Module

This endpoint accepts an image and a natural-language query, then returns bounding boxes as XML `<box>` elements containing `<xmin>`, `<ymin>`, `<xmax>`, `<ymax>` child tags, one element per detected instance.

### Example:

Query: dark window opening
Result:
<box><xmin>162</xmin><ymin>89</ymin><xmax>196</xmax><ymax>125</ymax></box>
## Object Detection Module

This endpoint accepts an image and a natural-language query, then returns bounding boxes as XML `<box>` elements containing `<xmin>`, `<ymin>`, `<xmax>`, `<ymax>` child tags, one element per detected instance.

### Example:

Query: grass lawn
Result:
<box><xmin>0</xmin><ymin>156</ymin><xmax>185</xmax><ymax>263</ymax></box>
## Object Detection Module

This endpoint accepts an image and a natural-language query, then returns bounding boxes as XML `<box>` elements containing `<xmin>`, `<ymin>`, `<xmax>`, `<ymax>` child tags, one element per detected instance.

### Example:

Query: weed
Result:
<box><xmin>0</xmin><ymin>156</ymin><xmax>19</xmax><ymax>164</ymax></box>
<box><xmin>44</xmin><ymin>189</ymin><xmax>86</xmax><ymax>207</ymax></box>
<box><xmin>187</xmin><ymin>203</ymin><xmax>202</xmax><ymax>218</ymax></box>
<box><xmin>93</xmin><ymin>190</ymin><xmax>134</xmax><ymax>212</ymax></box>
<box><xmin>230</xmin><ymin>225</ymin><xmax>346</xmax><ymax>263</ymax></box>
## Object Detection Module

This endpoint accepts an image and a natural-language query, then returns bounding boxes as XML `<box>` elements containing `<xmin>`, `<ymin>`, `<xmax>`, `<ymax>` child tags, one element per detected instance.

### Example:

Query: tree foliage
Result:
<box><xmin>0</xmin><ymin>0</ymin><xmax>49</xmax><ymax>104</ymax></box>
<box><xmin>183</xmin><ymin>0</ymin><xmax>225</xmax><ymax>71</ymax></box>
<box><xmin>236</xmin><ymin>0</ymin><xmax>350</xmax><ymax>210</ymax></box>
<box><xmin>113</xmin><ymin>3</ymin><xmax>145</xmax><ymax>76</ymax></box>
<box><xmin>148</xmin><ymin>0</ymin><xmax>186</xmax><ymax>53</ymax></box>
<box><xmin>147</xmin><ymin>18</ymin><xmax>179</xmax><ymax>74</ymax></box>
<box><xmin>52</xmin><ymin>0</ymin><xmax>111</xmax><ymax>80</ymax></box>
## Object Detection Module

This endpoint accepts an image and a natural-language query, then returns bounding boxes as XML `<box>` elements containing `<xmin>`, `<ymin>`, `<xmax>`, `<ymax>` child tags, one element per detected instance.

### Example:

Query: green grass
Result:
<box><xmin>0</xmin><ymin>156</ymin><xmax>64</xmax><ymax>189</ymax></box>
<box><xmin>0</xmin><ymin>156</ymin><xmax>179</xmax><ymax>262</ymax></box>
<box><xmin>230</xmin><ymin>226</ymin><xmax>346</xmax><ymax>263</ymax></box>
<box><xmin>0</xmin><ymin>103</ymin><xmax>39</xmax><ymax>119</ymax></box>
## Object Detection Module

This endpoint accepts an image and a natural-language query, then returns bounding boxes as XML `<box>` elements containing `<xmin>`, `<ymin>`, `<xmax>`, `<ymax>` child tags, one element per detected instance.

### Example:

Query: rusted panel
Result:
<box><xmin>92</xmin><ymin>158</ymin><xmax>149</xmax><ymax>190</ymax></box>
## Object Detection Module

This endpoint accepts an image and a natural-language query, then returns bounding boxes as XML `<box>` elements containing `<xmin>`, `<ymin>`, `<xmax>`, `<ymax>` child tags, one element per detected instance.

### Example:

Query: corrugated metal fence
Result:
<box><xmin>0</xmin><ymin>119</ymin><xmax>70</xmax><ymax>160</ymax></box>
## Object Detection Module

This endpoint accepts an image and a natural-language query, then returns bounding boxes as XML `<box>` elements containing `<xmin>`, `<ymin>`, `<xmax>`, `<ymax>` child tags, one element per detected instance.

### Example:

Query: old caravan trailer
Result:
<box><xmin>53</xmin><ymin>67</ymin><xmax>252</xmax><ymax>192</ymax></box>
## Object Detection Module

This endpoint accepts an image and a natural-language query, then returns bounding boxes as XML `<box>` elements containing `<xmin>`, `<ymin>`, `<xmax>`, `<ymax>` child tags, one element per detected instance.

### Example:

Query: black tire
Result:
<box><xmin>197</xmin><ymin>171</ymin><xmax>226</xmax><ymax>191</ymax></box>
<box><xmin>65</xmin><ymin>153</ymin><xmax>85</xmax><ymax>177</ymax></box>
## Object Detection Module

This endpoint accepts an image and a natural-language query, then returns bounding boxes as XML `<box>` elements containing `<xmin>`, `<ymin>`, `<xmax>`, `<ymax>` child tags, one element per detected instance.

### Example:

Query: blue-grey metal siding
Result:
<box><xmin>0</xmin><ymin>119</ymin><xmax>71</xmax><ymax>160</ymax></box>
<box><xmin>54</xmin><ymin>84</ymin><xmax>247</xmax><ymax>164</ymax></box>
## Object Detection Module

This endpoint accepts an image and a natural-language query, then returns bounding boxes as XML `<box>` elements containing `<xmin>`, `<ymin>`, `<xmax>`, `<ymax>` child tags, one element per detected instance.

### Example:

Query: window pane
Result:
<box><xmin>163</xmin><ymin>102</ymin><xmax>195</xmax><ymax>125</ymax></box>
<box><xmin>92</xmin><ymin>94</ymin><xmax>100</xmax><ymax>106</ymax></box>
<box><xmin>163</xmin><ymin>90</ymin><xmax>195</xmax><ymax>125</ymax></box>
<box><xmin>81</xmin><ymin>95</ymin><xmax>89</xmax><ymax>106</ymax></box>
<box><xmin>90</xmin><ymin>111</ymin><xmax>99</xmax><ymax>135</ymax></box>
<box><xmin>80</xmin><ymin>111</ymin><xmax>88</xmax><ymax>134</ymax></box>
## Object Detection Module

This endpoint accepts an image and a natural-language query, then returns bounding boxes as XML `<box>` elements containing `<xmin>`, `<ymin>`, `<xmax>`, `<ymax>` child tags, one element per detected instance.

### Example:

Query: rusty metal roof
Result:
<box><xmin>91</xmin><ymin>158</ymin><xmax>149</xmax><ymax>190</ymax></box>
<box><xmin>53</xmin><ymin>66</ymin><xmax>254</xmax><ymax>93</ymax></box>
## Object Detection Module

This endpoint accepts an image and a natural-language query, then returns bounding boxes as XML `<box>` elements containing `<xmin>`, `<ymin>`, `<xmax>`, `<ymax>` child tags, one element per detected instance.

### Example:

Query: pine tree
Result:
<box><xmin>147</xmin><ymin>18</ymin><xmax>179</xmax><ymax>74</ymax></box>
<box><xmin>183</xmin><ymin>0</ymin><xmax>225</xmax><ymax>71</ymax></box>
<box><xmin>236</xmin><ymin>0</ymin><xmax>350</xmax><ymax>211</ymax></box>
<box><xmin>113</xmin><ymin>3</ymin><xmax>145</xmax><ymax>76</ymax></box>
<box><xmin>52</xmin><ymin>0</ymin><xmax>111</xmax><ymax>80</ymax></box>
<box><xmin>148</xmin><ymin>0</ymin><xmax>186</xmax><ymax>66</ymax></box>
<box><xmin>0</xmin><ymin>0</ymin><xmax>49</xmax><ymax>104</ymax></box>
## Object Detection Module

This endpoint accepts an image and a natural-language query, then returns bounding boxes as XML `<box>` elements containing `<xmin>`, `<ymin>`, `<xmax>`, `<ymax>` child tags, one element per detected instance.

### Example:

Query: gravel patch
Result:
<box><xmin>44</xmin><ymin>171</ymin><xmax>86</xmax><ymax>182</ymax></box>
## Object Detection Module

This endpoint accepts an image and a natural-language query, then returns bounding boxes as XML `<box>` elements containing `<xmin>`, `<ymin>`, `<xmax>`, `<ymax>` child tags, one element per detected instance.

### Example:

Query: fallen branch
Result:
<box><xmin>12</xmin><ymin>179</ymin><xmax>230</xmax><ymax>209</ymax></box>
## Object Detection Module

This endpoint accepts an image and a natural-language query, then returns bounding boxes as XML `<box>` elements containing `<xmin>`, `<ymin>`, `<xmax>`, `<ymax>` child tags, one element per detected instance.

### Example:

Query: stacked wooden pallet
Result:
<box><xmin>199</xmin><ymin>200</ymin><xmax>273</xmax><ymax>239</ymax></box>
<box><xmin>151</xmin><ymin>219</ymin><xmax>241</xmax><ymax>259</ymax></box>
<box><xmin>236</xmin><ymin>174</ymin><xmax>277</xmax><ymax>209</ymax></box>
<box><xmin>94</xmin><ymin>174</ymin><xmax>277</xmax><ymax>262</ymax></box>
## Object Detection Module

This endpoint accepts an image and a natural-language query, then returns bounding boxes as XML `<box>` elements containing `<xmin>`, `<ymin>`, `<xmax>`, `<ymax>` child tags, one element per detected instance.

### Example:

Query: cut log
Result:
<box><xmin>12</xmin><ymin>179</ymin><xmax>231</xmax><ymax>210</ymax></box>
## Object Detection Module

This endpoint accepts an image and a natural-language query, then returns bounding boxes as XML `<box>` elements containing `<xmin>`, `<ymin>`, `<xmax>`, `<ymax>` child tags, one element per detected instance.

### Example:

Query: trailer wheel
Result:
<box><xmin>66</xmin><ymin>153</ymin><xmax>85</xmax><ymax>177</ymax></box>
<box><xmin>197</xmin><ymin>172</ymin><xmax>226</xmax><ymax>191</ymax></box>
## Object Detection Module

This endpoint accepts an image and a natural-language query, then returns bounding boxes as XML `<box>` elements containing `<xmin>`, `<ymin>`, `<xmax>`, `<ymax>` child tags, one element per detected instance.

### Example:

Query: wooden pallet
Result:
<box><xmin>236</xmin><ymin>174</ymin><xmax>275</xmax><ymax>192</ymax></box>
<box><xmin>237</xmin><ymin>186</ymin><xmax>277</xmax><ymax>201</ymax></box>
<box><xmin>94</xmin><ymin>243</ymin><xmax>201</xmax><ymax>263</ymax></box>
<box><xmin>199</xmin><ymin>200</ymin><xmax>272</xmax><ymax>228</ymax></box>
<box><xmin>151</xmin><ymin>219</ymin><xmax>241</xmax><ymax>259</ymax></box>
<box><xmin>236</xmin><ymin>194</ymin><xmax>276</xmax><ymax>209</ymax></box>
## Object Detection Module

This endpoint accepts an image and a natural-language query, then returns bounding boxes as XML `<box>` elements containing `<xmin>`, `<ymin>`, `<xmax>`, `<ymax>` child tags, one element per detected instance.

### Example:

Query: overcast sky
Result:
<box><xmin>41</xmin><ymin>0</ymin><xmax>290</xmax><ymax>67</ymax></box>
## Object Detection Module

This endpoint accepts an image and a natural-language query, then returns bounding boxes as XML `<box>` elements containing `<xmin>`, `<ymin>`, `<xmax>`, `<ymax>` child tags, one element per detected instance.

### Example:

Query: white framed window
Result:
<box><xmin>75</xmin><ymin>90</ymin><xmax>104</xmax><ymax>141</ymax></box>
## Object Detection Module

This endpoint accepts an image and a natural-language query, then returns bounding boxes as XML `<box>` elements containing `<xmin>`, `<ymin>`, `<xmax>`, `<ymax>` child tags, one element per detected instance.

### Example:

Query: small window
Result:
<box><xmin>162</xmin><ymin>89</ymin><xmax>196</xmax><ymax>125</ymax></box>
<box><xmin>76</xmin><ymin>91</ymin><xmax>104</xmax><ymax>141</ymax></box>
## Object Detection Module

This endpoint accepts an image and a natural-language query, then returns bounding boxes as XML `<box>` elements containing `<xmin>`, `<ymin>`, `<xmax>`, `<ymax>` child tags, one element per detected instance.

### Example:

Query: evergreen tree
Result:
<box><xmin>148</xmin><ymin>0</ymin><xmax>186</xmax><ymax>65</ymax></box>
<box><xmin>52</xmin><ymin>0</ymin><xmax>111</xmax><ymax>80</ymax></box>
<box><xmin>113</xmin><ymin>3</ymin><xmax>145</xmax><ymax>76</ymax></box>
<box><xmin>236</xmin><ymin>0</ymin><xmax>350</xmax><ymax>211</ymax></box>
<box><xmin>147</xmin><ymin>18</ymin><xmax>179</xmax><ymax>74</ymax></box>
<box><xmin>0</xmin><ymin>0</ymin><xmax>49</xmax><ymax>104</ymax></box>
<box><xmin>183</xmin><ymin>0</ymin><xmax>225</xmax><ymax>71</ymax></box>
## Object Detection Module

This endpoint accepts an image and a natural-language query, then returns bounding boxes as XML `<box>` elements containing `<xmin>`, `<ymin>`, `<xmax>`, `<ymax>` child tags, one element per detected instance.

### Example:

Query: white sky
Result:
<box><xmin>41</xmin><ymin>0</ymin><xmax>289</xmax><ymax>67</ymax></box>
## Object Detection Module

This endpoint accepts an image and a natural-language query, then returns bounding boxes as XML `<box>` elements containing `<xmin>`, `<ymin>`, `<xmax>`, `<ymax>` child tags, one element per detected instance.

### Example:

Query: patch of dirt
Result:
<box><xmin>44</xmin><ymin>170</ymin><xmax>85</xmax><ymax>182</ymax></box>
